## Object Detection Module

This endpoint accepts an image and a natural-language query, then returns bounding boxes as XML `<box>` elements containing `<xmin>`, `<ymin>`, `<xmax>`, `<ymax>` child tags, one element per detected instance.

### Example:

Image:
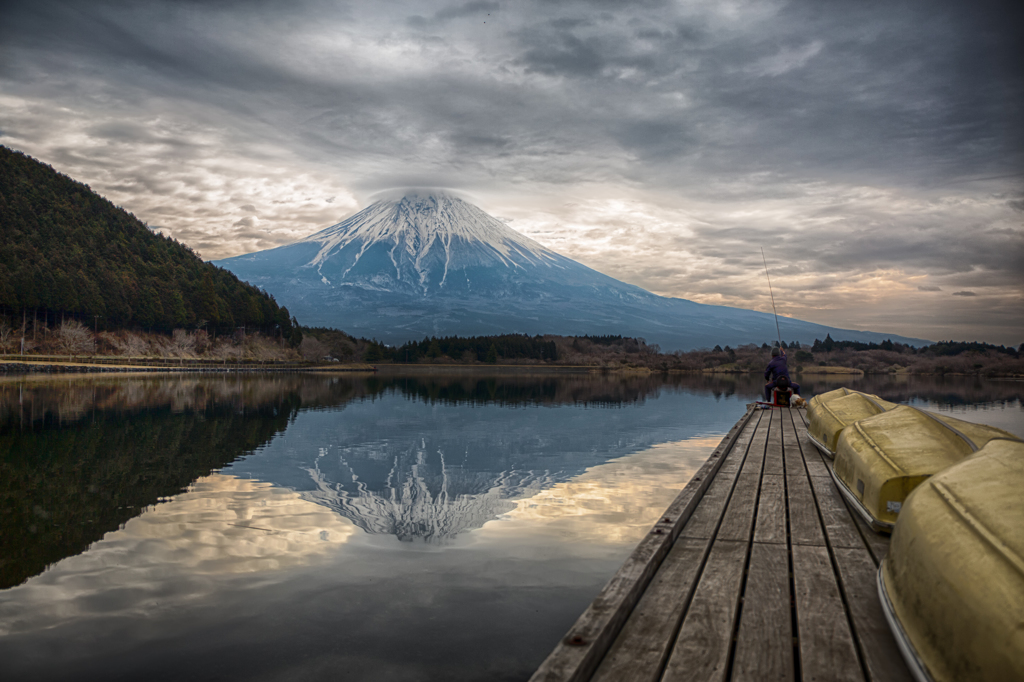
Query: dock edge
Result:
<box><xmin>528</xmin><ymin>403</ymin><xmax>759</xmax><ymax>682</ymax></box>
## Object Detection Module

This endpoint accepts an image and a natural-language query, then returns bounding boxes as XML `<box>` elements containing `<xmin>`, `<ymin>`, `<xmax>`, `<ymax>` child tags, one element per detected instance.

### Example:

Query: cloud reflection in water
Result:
<box><xmin>0</xmin><ymin>474</ymin><xmax>357</xmax><ymax>636</ymax></box>
<box><xmin>481</xmin><ymin>438</ymin><xmax>718</xmax><ymax>547</ymax></box>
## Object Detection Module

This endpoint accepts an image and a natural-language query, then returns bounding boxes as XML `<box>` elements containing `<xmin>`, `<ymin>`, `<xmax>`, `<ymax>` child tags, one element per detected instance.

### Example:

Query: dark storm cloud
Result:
<box><xmin>408</xmin><ymin>0</ymin><xmax>498</xmax><ymax>28</ymax></box>
<box><xmin>5</xmin><ymin>0</ymin><xmax>1019</xmax><ymax>188</ymax></box>
<box><xmin>435</xmin><ymin>0</ymin><xmax>498</xmax><ymax>21</ymax></box>
<box><xmin>518</xmin><ymin>32</ymin><xmax>606</xmax><ymax>77</ymax></box>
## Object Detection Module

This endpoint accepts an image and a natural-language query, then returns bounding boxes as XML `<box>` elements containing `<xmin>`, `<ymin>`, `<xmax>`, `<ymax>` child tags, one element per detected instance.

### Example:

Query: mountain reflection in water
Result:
<box><xmin>1</xmin><ymin>372</ymin><xmax>741</xmax><ymax>587</ymax></box>
<box><xmin>0</xmin><ymin>371</ymin><xmax>1021</xmax><ymax>682</ymax></box>
<box><xmin>2</xmin><ymin>371</ymin><xmax>1022</xmax><ymax>587</ymax></box>
<box><xmin>231</xmin><ymin>396</ymin><xmax>716</xmax><ymax>544</ymax></box>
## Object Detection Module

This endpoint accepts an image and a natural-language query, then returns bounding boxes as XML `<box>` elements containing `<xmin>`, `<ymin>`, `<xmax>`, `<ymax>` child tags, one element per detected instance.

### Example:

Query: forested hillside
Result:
<box><xmin>0</xmin><ymin>146</ymin><xmax>294</xmax><ymax>335</ymax></box>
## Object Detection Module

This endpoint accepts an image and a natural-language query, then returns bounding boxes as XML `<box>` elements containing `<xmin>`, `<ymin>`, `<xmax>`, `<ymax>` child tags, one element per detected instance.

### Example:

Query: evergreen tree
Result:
<box><xmin>364</xmin><ymin>342</ymin><xmax>384</xmax><ymax>362</ymax></box>
<box><xmin>0</xmin><ymin>146</ymin><xmax>294</xmax><ymax>334</ymax></box>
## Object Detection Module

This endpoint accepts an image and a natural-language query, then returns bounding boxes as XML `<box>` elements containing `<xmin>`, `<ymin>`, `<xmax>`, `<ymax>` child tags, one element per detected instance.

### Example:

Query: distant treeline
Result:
<box><xmin>806</xmin><ymin>334</ymin><xmax>1021</xmax><ymax>358</ymax></box>
<box><xmin>712</xmin><ymin>334</ymin><xmax>1021</xmax><ymax>359</ymax></box>
<box><xmin>299</xmin><ymin>326</ymin><xmax>1022</xmax><ymax>371</ymax></box>
<box><xmin>385</xmin><ymin>334</ymin><xmax>559</xmax><ymax>363</ymax></box>
<box><xmin>300</xmin><ymin>328</ymin><xmax>559</xmax><ymax>364</ymax></box>
<box><xmin>0</xmin><ymin>146</ymin><xmax>296</xmax><ymax>338</ymax></box>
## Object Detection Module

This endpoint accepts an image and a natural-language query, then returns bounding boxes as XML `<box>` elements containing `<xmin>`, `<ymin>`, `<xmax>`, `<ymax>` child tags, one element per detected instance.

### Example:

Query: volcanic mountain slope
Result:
<box><xmin>214</xmin><ymin>191</ymin><xmax>928</xmax><ymax>350</ymax></box>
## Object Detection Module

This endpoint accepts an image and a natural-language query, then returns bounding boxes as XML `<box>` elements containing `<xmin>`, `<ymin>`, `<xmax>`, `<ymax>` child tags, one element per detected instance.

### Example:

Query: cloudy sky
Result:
<box><xmin>1</xmin><ymin>0</ymin><xmax>1022</xmax><ymax>344</ymax></box>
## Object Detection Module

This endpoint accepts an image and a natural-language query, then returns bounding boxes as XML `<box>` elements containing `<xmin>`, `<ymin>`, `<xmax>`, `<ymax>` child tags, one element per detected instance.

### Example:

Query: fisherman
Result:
<box><xmin>764</xmin><ymin>347</ymin><xmax>800</xmax><ymax>402</ymax></box>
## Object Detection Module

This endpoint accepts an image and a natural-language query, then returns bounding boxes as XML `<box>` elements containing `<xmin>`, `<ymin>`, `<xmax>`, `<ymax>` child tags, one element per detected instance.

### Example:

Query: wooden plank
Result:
<box><xmin>590</xmin><ymin>412</ymin><xmax>763</xmax><ymax>682</ymax></box>
<box><xmin>660</xmin><ymin>540</ymin><xmax>748</xmax><ymax>682</ymax></box>
<box><xmin>591</xmin><ymin>537</ymin><xmax>711</xmax><ymax>682</ymax></box>
<box><xmin>731</xmin><ymin>542</ymin><xmax>794</xmax><ymax>682</ymax></box>
<box><xmin>763</xmin><ymin>409</ymin><xmax>785</xmax><ymax>476</ymax></box>
<box><xmin>529</xmin><ymin>406</ymin><xmax>758</xmax><ymax>682</ymax></box>
<box><xmin>832</xmin><ymin>548</ymin><xmax>913</xmax><ymax>682</ymax></box>
<box><xmin>782</xmin><ymin>407</ymin><xmax>807</xmax><ymax>474</ymax></box>
<box><xmin>680</xmin><ymin>461</ymin><xmax>746</xmax><ymax>540</ymax></box>
<box><xmin>717</xmin><ymin>411</ymin><xmax>761</xmax><ymax>476</ymax></box>
<box><xmin>716</xmin><ymin>466</ymin><xmax>761</xmax><ymax>542</ymax></box>
<box><xmin>808</xmin><ymin>473</ymin><xmax>867</xmax><ymax>551</ymax></box>
<box><xmin>783</xmin><ymin>409</ymin><xmax>826</xmax><ymax>547</ymax></box>
<box><xmin>795</xmin><ymin>426</ymin><xmax>832</xmax><ymax>479</ymax></box>
<box><xmin>679</xmin><ymin>410</ymin><xmax>761</xmax><ymax>540</ymax></box>
<box><xmin>793</xmin><ymin>408</ymin><xmax>831</xmax><ymax>478</ymax></box>
<box><xmin>753</xmin><ymin>474</ymin><xmax>787</xmax><ymax>545</ymax></box>
<box><xmin>716</xmin><ymin>416</ymin><xmax>768</xmax><ymax>542</ymax></box>
<box><xmin>788</xmin><ymin>481</ymin><xmax>826</xmax><ymax>547</ymax></box>
<box><xmin>801</xmin><ymin>446</ymin><xmax>832</xmax><ymax>479</ymax></box>
<box><xmin>792</xmin><ymin>545</ymin><xmax>864</xmax><ymax>682</ymax></box>
<box><xmin>849</xmin><ymin>507</ymin><xmax>891</xmax><ymax>567</ymax></box>
<box><xmin>796</xmin><ymin>408</ymin><xmax>909</xmax><ymax>682</ymax></box>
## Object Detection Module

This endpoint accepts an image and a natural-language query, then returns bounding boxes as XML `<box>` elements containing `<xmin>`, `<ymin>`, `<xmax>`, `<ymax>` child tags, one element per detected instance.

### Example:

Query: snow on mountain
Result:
<box><xmin>300</xmin><ymin>190</ymin><xmax>560</xmax><ymax>289</ymax></box>
<box><xmin>214</xmin><ymin>190</ymin><xmax>929</xmax><ymax>350</ymax></box>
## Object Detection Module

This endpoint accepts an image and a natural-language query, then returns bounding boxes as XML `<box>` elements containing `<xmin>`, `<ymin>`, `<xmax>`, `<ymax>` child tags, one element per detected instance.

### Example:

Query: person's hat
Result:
<box><xmin>771</xmin><ymin>347</ymin><xmax>780</xmax><ymax>357</ymax></box>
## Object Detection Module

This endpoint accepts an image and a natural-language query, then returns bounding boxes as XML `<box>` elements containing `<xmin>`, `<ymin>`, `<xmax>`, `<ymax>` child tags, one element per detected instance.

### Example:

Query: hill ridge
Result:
<box><xmin>0</xmin><ymin>146</ymin><xmax>295</xmax><ymax>337</ymax></box>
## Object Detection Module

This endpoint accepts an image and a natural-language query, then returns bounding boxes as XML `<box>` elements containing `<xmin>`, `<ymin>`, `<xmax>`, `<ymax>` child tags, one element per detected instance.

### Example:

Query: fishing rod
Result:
<box><xmin>761</xmin><ymin>247</ymin><xmax>783</xmax><ymax>349</ymax></box>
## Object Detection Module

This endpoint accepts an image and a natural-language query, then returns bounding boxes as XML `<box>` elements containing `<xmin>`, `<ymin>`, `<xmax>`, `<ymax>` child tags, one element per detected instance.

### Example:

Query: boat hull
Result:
<box><xmin>832</xmin><ymin>405</ymin><xmax>1018</xmax><ymax>530</ymax></box>
<box><xmin>807</xmin><ymin>389</ymin><xmax>897</xmax><ymax>457</ymax></box>
<box><xmin>878</xmin><ymin>439</ymin><xmax>1024</xmax><ymax>682</ymax></box>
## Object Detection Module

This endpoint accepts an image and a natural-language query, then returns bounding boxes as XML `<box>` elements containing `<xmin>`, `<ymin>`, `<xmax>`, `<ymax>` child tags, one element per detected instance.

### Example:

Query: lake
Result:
<box><xmin>1</xmin><ymin>370</ymin><xmax>1021</xmax><ymax>681</ymax></box>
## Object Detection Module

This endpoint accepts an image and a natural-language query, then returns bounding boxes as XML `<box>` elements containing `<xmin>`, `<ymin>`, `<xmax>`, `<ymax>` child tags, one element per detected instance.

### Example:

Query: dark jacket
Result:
<box><xmin>765</xmin><ymin>355</ymin><xmax>791</xmax><ymax>382</ymax></box>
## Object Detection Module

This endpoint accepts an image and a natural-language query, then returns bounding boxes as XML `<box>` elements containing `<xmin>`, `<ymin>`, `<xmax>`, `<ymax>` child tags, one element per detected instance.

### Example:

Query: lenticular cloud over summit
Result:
<box><xmin>214</xmin><ymin>191</ymin><xmax>928</xmax><ymax>350</ymax></box>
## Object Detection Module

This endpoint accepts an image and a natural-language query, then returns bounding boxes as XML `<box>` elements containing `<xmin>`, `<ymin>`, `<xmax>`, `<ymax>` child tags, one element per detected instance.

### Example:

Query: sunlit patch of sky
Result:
<box><xmin>0</xmin><ymin>0</ymin><xmax>1021</xmax><ymax>343</ymax></box>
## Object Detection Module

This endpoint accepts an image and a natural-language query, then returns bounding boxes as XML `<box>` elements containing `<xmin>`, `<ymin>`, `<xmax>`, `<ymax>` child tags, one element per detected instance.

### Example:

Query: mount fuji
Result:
<box><xmin>214</xmin><ymin>191</ymin><xmax>928</xmax><ymax>350</ymax></box>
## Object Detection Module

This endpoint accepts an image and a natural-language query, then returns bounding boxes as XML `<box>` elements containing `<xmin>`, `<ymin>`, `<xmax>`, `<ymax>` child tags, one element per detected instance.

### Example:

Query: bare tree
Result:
<box><xmin>171</xmin><ymin>329</ymin><xmax>198</xmax><ymax>357</ymax></box>
<box><xmin>192</xmin><ymin>329</ymin><xmax>211</xmax><ymax>354</ymax></box>
<box><xmin>299</xmin><ymin>336</ymin><xmax>330</xmax><ymax>361</ymax></box>
<box><xmin>122</xmin><ymin>333</ymin><xmax>148</xmax><ymax>360</ymax></box>
<box><xmin>0</xmin><ymin>319</ymin><xmax>13</xmax><ymax>354</ymax></box>
<box><xmin>56</xmin><ymin>320</ymin><xmax>96</xmax><ymax>356</ymax></box>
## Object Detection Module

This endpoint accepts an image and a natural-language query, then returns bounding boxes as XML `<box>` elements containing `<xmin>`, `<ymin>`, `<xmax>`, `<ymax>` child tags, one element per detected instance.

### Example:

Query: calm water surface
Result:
<box><xmin>0</xmin><ymin>371</ymin><xmax>1020</xmax><ymax>681</ymax></box>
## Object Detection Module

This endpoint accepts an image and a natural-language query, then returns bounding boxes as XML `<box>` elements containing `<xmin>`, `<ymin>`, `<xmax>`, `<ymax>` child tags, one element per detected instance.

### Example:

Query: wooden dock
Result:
<box><xmin>530</xmin><ymin>405</ymin><xmax>912</xmax><ymax>682</ymax></box>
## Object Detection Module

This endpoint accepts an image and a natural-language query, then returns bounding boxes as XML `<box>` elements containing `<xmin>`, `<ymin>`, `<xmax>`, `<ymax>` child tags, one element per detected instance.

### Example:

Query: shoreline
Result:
<box><xmin>1</xmin><ymin>358</ymin><xmax>1021</xmax><ymax>379</ymax></box>
<box><xmin>0</xmin><ymin>359</ymin><xmax>376</xmax><ymax>375</ymax></box>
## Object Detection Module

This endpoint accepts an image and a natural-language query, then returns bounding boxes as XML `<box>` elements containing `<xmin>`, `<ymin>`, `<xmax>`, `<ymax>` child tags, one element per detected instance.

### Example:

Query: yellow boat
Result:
<box><xmin>878</xmin><ymin>438</ymin><xmax>1024</xmax><ymax>682</ymax></box>
<box><xmin>806</xmin><ymin>388</ymin><xmax>898</xmax><ymax>457</ymax></box>
<box><xmin>830</xmin><ymin>405</ymin><xmax>1021</xmax><ymax>532</ymax></box>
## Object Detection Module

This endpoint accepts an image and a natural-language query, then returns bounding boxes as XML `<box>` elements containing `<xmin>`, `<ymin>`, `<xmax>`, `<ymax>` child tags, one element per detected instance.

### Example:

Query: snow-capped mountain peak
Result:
<box><xmin>298</xmin><ymin>191</ymin><xmax>561</xmax><ymax>291</ymax></box>
<box><xmin>214</xmin><ymin>190</ymin><xmax>930</xmax><ymax>350</ymax></box>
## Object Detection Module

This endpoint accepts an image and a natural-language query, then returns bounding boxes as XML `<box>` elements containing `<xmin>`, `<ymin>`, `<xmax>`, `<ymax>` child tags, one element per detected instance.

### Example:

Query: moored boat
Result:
<box><xmin>807</xmin><ymin>388</ymin><xmax>897</xmax><ymax>457</ymax></box>
<box><xmin>830</xmin><ymin>404</ymin><xmax>1020</xmax><ymax>531</ymax></box>
<box><xmin>878</xmin><ymin>438</ymin><xmax>1024</xmax><ymax>682</ymax></box>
